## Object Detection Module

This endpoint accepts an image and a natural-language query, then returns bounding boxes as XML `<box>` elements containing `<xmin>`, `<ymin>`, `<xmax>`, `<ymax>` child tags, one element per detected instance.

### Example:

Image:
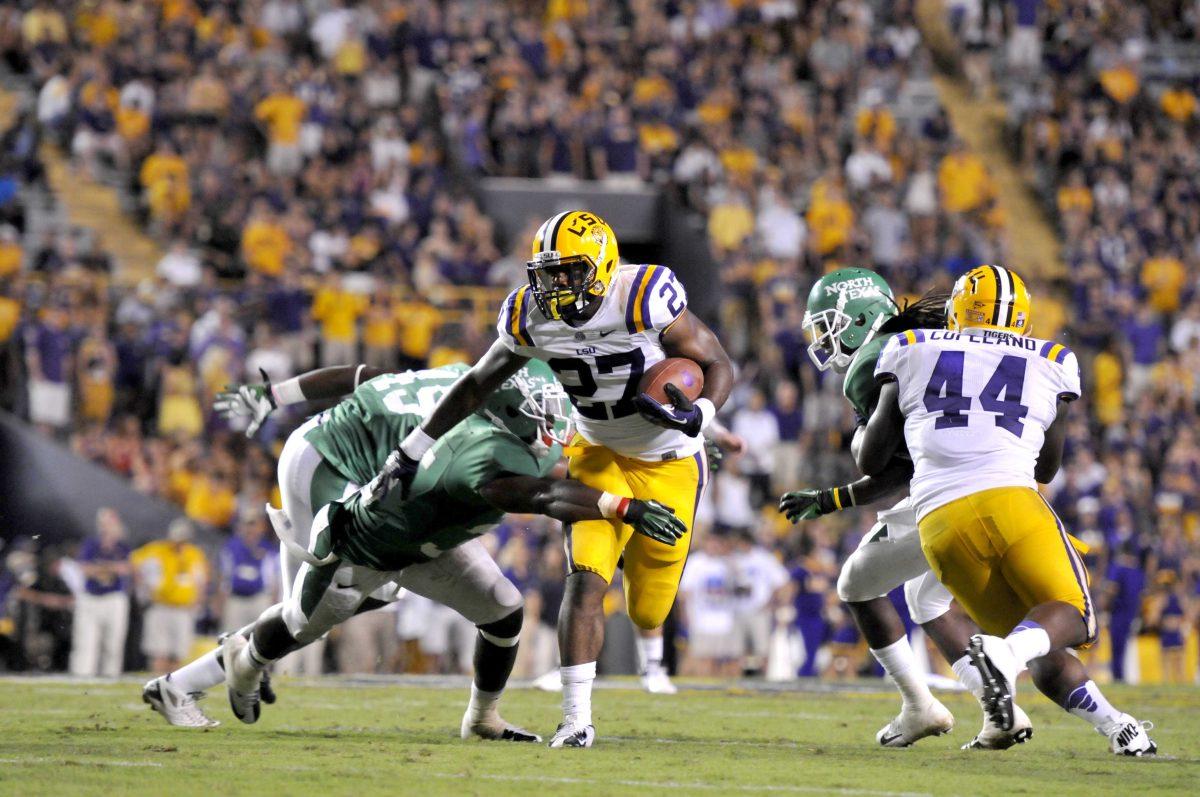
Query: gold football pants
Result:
<box><xmin>564</xmin><ymin>438</ymin><xmax>707</xmax><ymax>630</ymax></box>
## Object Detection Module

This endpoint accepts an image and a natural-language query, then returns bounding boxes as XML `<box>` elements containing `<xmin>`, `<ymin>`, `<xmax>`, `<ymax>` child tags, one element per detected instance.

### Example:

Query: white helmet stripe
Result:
<box><xmin>536</xmin><ymin>211</ymin><xmax>571</xmax><ymax>254</ymax></box>
<box><xmin>994</xmin><ymin>265</ymin><xmax>1016</xmax><ymax>327</ymax></box>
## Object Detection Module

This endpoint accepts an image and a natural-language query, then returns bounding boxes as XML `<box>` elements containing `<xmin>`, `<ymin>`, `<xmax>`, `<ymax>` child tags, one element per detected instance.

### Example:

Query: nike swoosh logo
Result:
<box><xmin>879</xmin><ymin>733</ymin><xmax>904</xmax><ymax>746</ymax></box>
<box><xmin>598</xmin><ymin>330</ymin><xmax>615</xmax><ymax>337</ymax></box>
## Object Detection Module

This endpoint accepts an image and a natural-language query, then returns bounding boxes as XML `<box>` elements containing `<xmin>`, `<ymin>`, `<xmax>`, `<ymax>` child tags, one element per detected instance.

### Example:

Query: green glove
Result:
<box><xmin>778</xmin><ymin>487</ymin><xmax>844</xmax><ymax>523</ymax></box>
<box><xmin>624</xmin><ymin>499</ymin><xmax>686</xmax><ymax>546</ymax></box>
<box><xmin>704</xmin><ymin>437</ymin><xmax>723</xmax><ymax>473</ymax></box>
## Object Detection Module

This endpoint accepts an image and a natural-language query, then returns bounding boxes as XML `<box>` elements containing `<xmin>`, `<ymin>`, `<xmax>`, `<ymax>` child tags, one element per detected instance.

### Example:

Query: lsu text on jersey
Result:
<box><xmin>875</xmin><ymin>327</ymin><xmax>1095</xmax><ymax>641</ymax></box>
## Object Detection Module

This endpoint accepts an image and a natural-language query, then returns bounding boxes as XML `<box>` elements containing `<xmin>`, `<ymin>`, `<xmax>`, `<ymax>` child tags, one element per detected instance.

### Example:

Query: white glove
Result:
<box><xmin>214</xmin><ymin>369</ymin><xmax>276</xmax><ymax>438</ymax></box>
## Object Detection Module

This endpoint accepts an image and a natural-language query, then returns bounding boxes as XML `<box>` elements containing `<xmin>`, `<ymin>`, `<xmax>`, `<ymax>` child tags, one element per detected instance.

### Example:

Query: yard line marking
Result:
<box><xmin>0</xmin><ymin>757</ymin><xmax>163</xmax><ymax>768</ymax></box>
<box><xmin>608</xmin><ymin>735</ymin><xmax>800</xmax><ymax>748</ymax></box>
<box><xmin>431</xmin><ymin>772</ymin><xmax>931</xmax><ymax>796</ymax></box>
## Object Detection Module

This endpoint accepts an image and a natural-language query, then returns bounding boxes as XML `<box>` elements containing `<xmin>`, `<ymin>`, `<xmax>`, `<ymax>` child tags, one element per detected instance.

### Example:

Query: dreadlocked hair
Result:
<box><xmin>877</xmin><ymin>290</ymin><xmax>950</xmax><ymax>335</ymax></box>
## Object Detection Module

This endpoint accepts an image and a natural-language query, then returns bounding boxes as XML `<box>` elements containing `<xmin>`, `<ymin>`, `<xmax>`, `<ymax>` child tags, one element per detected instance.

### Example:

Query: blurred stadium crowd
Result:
<box><xmin>0</xmin><ymin>0</ymin><xmax>1196</xmax><ymax>684</ymax></box>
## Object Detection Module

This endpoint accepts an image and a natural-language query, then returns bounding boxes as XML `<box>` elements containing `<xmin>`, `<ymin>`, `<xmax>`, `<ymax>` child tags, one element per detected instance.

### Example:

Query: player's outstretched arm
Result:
<box><xmin>1034</xmin><ymin>398</ymin><xmax>1072</xmax><ymax>484</ymax></box>
<box><xmin>478</xmin><ymin>475</ymin><xmax>686</xmax><ymax>546</ymax></box>
<box><xmin>779</xmin><ymin>458</ymin><xmax>914</xmax><ymax>523</ymax></box>
<box><xmin>856</xmin><ymin>380</ymin><xmax>905</xmax><ymax>476</ymax></box>
<box><xmin>360</xmin><ymin>342</ymin><xmax>529</xmax><ymax>505</ymax></box>
<box><xmin>215</xmin><ymin>365</ymin><xmax>391</xmax><ymax>437</ymax></box>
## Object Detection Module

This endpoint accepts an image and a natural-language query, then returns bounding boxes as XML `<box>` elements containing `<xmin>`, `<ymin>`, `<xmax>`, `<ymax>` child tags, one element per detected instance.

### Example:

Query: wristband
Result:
<box><xmin>695</xmin><ymin>398</ymin><xmax>716</xmax><ymax>432</ymax></box>
<box><xmin>830</xmin><ymin>485</ymin><xmax>858</xmax><ymax>511</ymax></box>
<box><xmin>400</xmin><ymin>427</ymin><xmax>437</xmax><ymax>460</ymax></box>
<box><xmin>272</xmin><ymin>377</ymin><xmax>306</xmax><ymax>406</ymax></box>
<box><xmin>598</xmin><ymin>492</ymin><xmax>631</xmax><ymax>520</ymax></box>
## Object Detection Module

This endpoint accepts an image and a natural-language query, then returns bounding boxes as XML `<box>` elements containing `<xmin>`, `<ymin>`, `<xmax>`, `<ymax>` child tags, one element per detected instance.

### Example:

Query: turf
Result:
<box><xmin>0</xmin><ymin>676</ymin><xmax>1195</xmax><ymax>796</ymax></box>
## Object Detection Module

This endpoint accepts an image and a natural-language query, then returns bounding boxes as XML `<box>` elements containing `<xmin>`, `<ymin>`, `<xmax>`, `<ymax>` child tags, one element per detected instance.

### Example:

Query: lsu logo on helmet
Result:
<box><xmin>527</xmin><ymin>210</ymin><xmax>620</xmax><ymax>321</ymax></box>
<box><xmin>947</xmin><ymin>265</ymin><xmax>1032</xmax><ymax>336</ymax></box>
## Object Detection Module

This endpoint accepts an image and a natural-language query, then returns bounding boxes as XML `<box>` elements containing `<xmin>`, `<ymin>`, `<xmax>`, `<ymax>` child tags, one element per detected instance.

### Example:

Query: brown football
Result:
<box><xmin>638</xmin><ymin>357</ymin><xmax>704</xmax><ymax>404</ymax></box>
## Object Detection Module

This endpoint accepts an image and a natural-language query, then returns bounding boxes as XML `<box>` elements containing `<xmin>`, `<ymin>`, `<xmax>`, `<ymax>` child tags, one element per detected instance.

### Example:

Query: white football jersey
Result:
<box><xmin>874</xmin><ymin>327</ymin><xmax>1081</xmax><ymax>520</ymax></box>
<box><xmin>496</xmin><ymin>263</ymin><xmax>700</xmax><ymax>461</ymax></box>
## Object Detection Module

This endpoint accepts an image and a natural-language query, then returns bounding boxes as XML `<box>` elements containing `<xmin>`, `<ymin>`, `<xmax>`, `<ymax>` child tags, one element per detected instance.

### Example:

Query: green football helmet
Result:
<box><xmin>478</xmin><ymin>359</ymin><xmax>572</xmax><ymax>456</ymax></box>
<box><xmin>803</xmin><ymin>268</ymin><xmax>896</xmax><ymax>372</ymax></box>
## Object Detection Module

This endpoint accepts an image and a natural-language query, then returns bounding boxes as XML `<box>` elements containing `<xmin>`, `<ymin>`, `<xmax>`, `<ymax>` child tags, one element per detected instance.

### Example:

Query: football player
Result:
<box><xmin>362</xmin><ymin>210</ymin><xmax>734</xmax><ymax>747</ymax></box>
<box><xmin>143</xmin><ymin>361</ymin><xmax>685</xmax><ymax>738</ymax></box>
<box><xmin>779</xmin><ymin>268</ymin><xmax>1011</xmax><ymax>748</ymax></box>
<box><xmin>856</xmin><ymin>265</ymin><xmax>1157</xmax><ymax>756</ymax></box>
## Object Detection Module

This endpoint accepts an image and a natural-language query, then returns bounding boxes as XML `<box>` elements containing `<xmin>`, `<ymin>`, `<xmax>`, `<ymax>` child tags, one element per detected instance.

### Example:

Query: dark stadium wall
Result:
<box><xmin>477</xmin><ymin>179</ymin><xmax>721</xmax><ymax>323</ymax></box>
<box><xmin>0</xmin><ymin>412</ymin><xmax>213</xmax><ymax>551</ymax></box>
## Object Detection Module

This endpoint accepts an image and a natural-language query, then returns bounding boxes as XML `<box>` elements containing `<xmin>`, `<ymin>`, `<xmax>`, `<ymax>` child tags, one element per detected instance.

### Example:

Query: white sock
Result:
<box><xmin>168</xmin><ymin>649</ymin><xmax>225</xmax><ymax>694</ymax></box>
<box><xmin>952</xmin><ymin>654</ymin><xmax>985</xmax><ymax>700</ymax></box>
<box><xmin>1005</xmin><ymin>623</ymin><xmax>1051</xmax><ymax>670</ymax></box>
<box><xmin>468</xmin><ymin>683</ymin><xmax>503</xmax><ymax>722</ymax></box>
<box><xmin>637</xmin><ymin>634</ymin><xmax>665</xmax><ymax>676</ymax></box>
<box><xmin>561</xmin><ymin>661</ymin><xmax>596</xmax><ymax>727</ymax></box>
<box><xmin>1065</xmin><ymin>680</ymin><xmax>1122</xmax><ymax>730</ymax></box>
<box><xmin>871</xmin><ymin>637</ymin><xmax>934</xmax><ymax>708</ymax></box>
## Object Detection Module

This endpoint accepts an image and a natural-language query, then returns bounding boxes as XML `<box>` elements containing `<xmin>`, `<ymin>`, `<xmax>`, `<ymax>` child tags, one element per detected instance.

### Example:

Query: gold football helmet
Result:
<box><xmin>527</xmin><ymin>210</ymin><xmax>619</xmax><ymax>321</ymax></box>
<box><xmin>947</xmin><ymin>265</ymin><xmax>1032</xmax><ymax>335</ymax></box>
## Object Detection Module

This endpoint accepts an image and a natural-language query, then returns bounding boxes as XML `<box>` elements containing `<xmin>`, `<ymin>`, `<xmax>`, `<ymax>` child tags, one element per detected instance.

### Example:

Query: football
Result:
<box><xmin>638</xmin><ymin>357</ymin><xmax>704</xmax><ymax>404</ymax></box>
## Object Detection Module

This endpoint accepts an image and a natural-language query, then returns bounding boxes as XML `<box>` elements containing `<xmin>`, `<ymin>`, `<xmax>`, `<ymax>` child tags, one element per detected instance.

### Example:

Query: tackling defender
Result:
<box><xmin>857</xmin><ymin>265</ymin><xmax>1156</xmax><ymax>756</ymax></box>
<box><xmin>362</xmin><ymin>210</ymin><xmax>734</xmax><ymax>747</ymax></box>
<box><xmin>143</xmin><ymin>361</ymin><xmax>685</xmax><ymax>737</ymax></box>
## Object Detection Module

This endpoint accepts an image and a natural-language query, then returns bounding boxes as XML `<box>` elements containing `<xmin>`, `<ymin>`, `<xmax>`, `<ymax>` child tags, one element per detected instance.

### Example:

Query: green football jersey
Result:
<box><xmin>305</xmin><ymin>365</ymin><xmax>468</xmax><ymax>486</ymax></box>
<box><xmin>842</xmin><ymin>332</ymin><xmax>896</xmax><ymax>419</ymax></box>
<box><xmin>328</xmin><ymin>415</ymin><xmax>557</xmax><ymax>571</ymax></box>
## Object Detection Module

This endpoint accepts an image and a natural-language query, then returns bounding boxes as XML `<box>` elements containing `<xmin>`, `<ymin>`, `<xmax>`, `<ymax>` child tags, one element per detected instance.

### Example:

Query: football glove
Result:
<box><xmin>624</xmin><ymin>499</ymin><xmax>686</xmax><ymax>546</ymax></box>
<box><xmin>633</xmin><ymin>383</ymin><xmax>703</xmax><ymax>437</ymax></box>
<box><xmin>778</xmin><ymin>488</ymin><xmax>839</xmax><ymax>523</ymax></box>
<box><xmin>214</xmin><ymin>368</ymin><xmax>276</xmax><ymax>438</ymax></box>
<box><xmin>703</xmin><ymin>437</ymin><xmax>723</xmax><ymax>473</ymax></box>
<box><xmin>359</xmin><ymin>447</ymin><xmax>421</xmax><ymax>507</ymax></box>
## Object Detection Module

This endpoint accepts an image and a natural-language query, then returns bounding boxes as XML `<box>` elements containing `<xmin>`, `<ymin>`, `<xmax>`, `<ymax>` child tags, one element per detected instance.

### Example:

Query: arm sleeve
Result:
<box><xmin>634</xmin><ymin>265</ymin><xmax>688</xmax><ymax>333</ymax></box>
<box><xmin>441</xmin><ymin>437</ymin><xmax>545</xmax><ymax>502</ymax></box>
<box><xmin>1057</xmin><ymin>350</ymin><xmax>1082</xmax><ymax>402</ymax></box>
<box><xmin>873</xmin><ymin>333</ymin><xmax>906</xmax><ymax>385</ymax></box>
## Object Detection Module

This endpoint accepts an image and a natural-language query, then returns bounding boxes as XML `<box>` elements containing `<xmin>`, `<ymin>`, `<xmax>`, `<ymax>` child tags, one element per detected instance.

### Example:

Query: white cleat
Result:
<box><xmin>1102</xmin><ymin>714</ymin><xmax>1157</xmax><ymax>756</ymax></box>
<box><xmin>641</xmin><ymin>669</ymin><xmax>678</xmax><ymax>695</ymax></box>
<box><xmin>460</xmin><ymin>711</ymin><xmax>541</xmax><ymax>742</ymax></box>
<box><xmin>142</xmin><ymin>676</ymin><xmax>220</xmax><ymax>728</ymax></box>
<box><xmin>548</xmin><ymin>720</ymin><xmax>596</xmax><ymax>748</ymax></box>
<box><xmin>222</xmin><ymin>634</ymin><xmax>263</xmax><ymax>724</ymax></box>
<box><xmin>876</xmin><ymin>699</ymin><xmax>955</xmax><ymax>747</ymax></box>
<box><xmin>532</xmin><ymin>669</ymin><xmax>563</xmax><ymax>692</ymax></box>
<box><xmin>963</xmin><ymin>704</ymin><xmax>1033</xmax><ymax>750</ymax></box>
<box><xmin>967</xmin><ymin>634</ymin><xmax>1020</xmax><ymax>732</ymax></box>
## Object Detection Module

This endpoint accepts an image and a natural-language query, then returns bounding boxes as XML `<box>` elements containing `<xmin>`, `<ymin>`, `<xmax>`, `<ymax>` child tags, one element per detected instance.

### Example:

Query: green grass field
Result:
<box><xmin>0</xmin><ymin>676</ymin><xmax>1196</xmax><ymax>796</ymax></box>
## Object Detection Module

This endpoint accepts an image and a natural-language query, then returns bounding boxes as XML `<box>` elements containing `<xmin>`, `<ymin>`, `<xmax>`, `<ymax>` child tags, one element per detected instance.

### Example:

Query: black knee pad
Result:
<box><xmin>478</xmin><ymin>605</ymin><xmax>523</xmax><ymax>642</ymax></box>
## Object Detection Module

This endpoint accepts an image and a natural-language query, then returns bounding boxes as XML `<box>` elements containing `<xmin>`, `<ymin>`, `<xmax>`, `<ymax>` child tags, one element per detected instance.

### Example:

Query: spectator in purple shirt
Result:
<box><xmin>1124</xmin><ymin>306</ymin><xmax>1164</xmax><ymax>400</ymax></box>
<box><xmin>23</xmin><ymin>305</ymin><xmax>74</xmax><ymax>431</ymax></box>
<box><xmin>69</xmin><ymin>508</ymin><xmax>132</xmax><ymax>677</ymax></box>
<box><xmin>216</xmin><ymin>510</ymin><xmax>278</xmax><ymax>633</ymax></box>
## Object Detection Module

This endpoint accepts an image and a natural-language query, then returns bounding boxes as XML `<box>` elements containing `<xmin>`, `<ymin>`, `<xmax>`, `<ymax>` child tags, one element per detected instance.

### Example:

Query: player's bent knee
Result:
<box><xmin>837</xmin><ymin>556</ymin><xmax>886</xmax><ymax>604</ymax></box>
<box><xmin>478</xmin><ymin>606</ymin><xmax>523</xmax><ymax>648</ymax></box>
<box><xmin>280</xmin><ymin>597</ymin><xmax>324</xmax><ymax>644</ymax></box>
<box><xmin>627</xmin><ymin>600</ymin><xmax>669</xmax><ymax>631</ymax></box>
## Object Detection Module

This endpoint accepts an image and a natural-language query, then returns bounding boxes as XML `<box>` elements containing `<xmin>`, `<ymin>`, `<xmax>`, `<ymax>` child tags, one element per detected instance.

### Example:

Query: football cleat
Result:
<box><xmin>641</xmin><ymin>669</ymin><xmax>678</xmax><ymax>695</ymax></box>
<box><xmin>531</xmin><ymin>669</ymin><xmax>563</xmax><ymax>692</ymax></box>
<box><xmin>548</xmin><ymin>721</ymin><xmax>596</xmax><ymax>748</ymax></box>
<box><xmin>1103</xmin><ymin>715</ymin><xmax>1157</xmax><ymax>757</ymax></box>
<box><xmin>142</xmin><ymin>676</ymin><xmax>220</xmax><ymax>728</ymax></box>
<box><xmin>967</xmin><ymin>634</ymin><xmax>1020</xmax><ymax>732</ymax></box>
<box><xmin>876</xmin><ymin>698</ymin><xmax>955</xmax><ymax>747</ymax></box>
<box><xmin>460</xmin><ymin>711</ymin><xmax>542</xmax><ymax>743</ymax></box>
<box><xmin>222</xmin><ymin>633</ymin><xmax>263</xmax><ymax>724</ymax></box>
<box><xmin>962</xmin><ymin>704</ymin><xmax>1033</xmax><ymax>750</ymax></box>
<box><xmin>259</xmin><ymin>668</ymin><xmax>277</xmax><ymax>705</ymax></box>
